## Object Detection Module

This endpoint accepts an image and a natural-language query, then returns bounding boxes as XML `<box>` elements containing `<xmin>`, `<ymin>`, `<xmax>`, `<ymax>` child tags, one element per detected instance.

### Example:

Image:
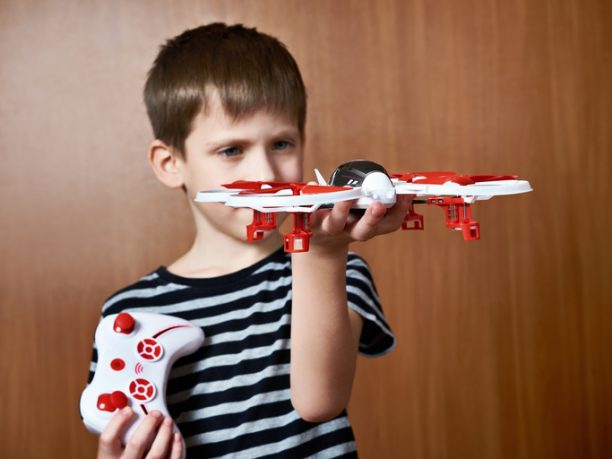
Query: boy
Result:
<box><xmin>90</xmin><ymin>23</ymin><xmax>412</xmax><ymax>458</ymax></box>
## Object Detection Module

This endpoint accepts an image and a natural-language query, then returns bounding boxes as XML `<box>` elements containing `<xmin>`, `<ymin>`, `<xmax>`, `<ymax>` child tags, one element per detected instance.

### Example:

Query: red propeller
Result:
<box><xmin>391</xmin><ymin>172</ymin><xmax>517</xmax><ymax>185</ymax></box>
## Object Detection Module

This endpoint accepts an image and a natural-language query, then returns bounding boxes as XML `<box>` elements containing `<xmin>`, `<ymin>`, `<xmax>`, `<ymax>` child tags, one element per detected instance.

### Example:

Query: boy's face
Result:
<box><xmin>175</xmin><ymin>93</ymin><xmax>304</xmax><ymax>242</ymax></box>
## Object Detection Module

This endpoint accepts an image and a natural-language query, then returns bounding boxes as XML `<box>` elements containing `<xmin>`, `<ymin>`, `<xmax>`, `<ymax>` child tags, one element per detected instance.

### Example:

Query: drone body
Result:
<box><xmin>195</xmin><ymin>160</ymin><xmax>533</xmax><ymax>253</ymax></box>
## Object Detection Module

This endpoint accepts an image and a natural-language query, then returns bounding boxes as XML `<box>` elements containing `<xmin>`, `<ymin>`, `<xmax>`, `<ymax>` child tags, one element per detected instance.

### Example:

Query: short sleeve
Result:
<box><xmin>346</xmin><ymin>252</ymin><xmax>396</xmax><ymax>357</ymax></box>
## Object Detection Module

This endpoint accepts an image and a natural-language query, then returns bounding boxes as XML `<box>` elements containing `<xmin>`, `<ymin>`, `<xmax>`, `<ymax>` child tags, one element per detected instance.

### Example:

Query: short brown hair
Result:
<box><xmin>144</xmin><ymin>23</ymin><xmax>307</xmax><ymax>156</ymax></box>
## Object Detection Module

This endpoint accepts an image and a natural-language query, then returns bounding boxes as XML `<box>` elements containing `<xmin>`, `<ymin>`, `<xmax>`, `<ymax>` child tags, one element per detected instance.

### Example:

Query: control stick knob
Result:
<box><xmin>113</xmin><ymin>313</ymin><xmax>135</xmax><ymax>334</ymax></box>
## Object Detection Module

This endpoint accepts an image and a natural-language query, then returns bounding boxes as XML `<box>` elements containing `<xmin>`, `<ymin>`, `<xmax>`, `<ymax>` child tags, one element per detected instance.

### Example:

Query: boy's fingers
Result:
<box><xmin>349</xmin><ymin>202</ymin><xmax>387</xmax><ymax>241</ymax></box>
<box><xmin>145</xmin><ymin>417</ymin><xmax>174</xmax><ymax>459</ymax></box>
<box><xmin>313</xmin><ymin>195</ymin><xmax>414</xmax><ymax>242</ymax></box>
<box><xmin>320</xmin><ymin>200</ymin><xmax>353</xmax><ymax>235</ymax></box>
<box><xmin>308</xmin><ymin>208</ymin><xmax>328</xmax><ymax>228</ymax></box>
<box><xmin>98</xmin><ymin>407</ymin><xmax>135</xmax><ymax>457</ymax></box>
<box><xmin>375</xmin><ymin>195</ymin><xmax>413</xmax><ymax>234</ymax></box>
<box><xmin>123</xmin><ymin>411</ymin><xmax>164</xmax><ymax>459</ymax></box>
<box><xmin>169</xmin><ymin>433</ymin><xmax>184</xmax><ymax>459</ymax></box>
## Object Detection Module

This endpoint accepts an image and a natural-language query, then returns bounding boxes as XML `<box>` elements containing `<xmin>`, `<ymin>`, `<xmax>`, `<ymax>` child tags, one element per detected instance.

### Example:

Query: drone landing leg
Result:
<box><xmin>246</xmin><ymin>210</ymin><xmax>277</xmax><ymax>241</ymax></box>
<box><xmin>402</xmin><ymin>201</ymin><xmax>424</xmax><ymax>230</ymax></box>
<box><xmin>284</xmin><ymin>213</ymin><xmax>311</xmax><ymax>253</ymax></box>
<box><xmin>428</xmin><ymin>197</ymin><xmax>480</xmax><ymax>240</ymax></box>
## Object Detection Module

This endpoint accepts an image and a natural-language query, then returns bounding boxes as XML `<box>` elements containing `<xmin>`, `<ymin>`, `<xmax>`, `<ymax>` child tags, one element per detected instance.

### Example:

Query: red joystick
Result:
<box><xmin>113</xmin><ymin>313</ymin><xmax>135</xmax><ymax>334</ymax></box>
<box><xmin>110</xmin><ymin>391</ymin><xmax>128</xmax><ymax>409</ymax></box>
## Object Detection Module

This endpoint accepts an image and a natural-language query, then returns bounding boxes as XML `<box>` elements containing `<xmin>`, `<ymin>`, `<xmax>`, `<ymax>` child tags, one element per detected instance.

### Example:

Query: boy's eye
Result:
<box><xmin>273</xmin><ymin>141</ymin><xmax>292</xmax><ymax>151</ymax></box>
<box><xmin>219</xmin><ymin>146</ymin><xmax>242</xmax><ymax>157</ymax></box>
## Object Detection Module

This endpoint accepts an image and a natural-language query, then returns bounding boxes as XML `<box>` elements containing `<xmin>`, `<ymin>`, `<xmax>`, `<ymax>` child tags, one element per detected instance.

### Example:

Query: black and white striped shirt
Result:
<box><xmin>88</xmin><ymin>249</ymin><xmax>395</xmax><ymax>458</ymax></box>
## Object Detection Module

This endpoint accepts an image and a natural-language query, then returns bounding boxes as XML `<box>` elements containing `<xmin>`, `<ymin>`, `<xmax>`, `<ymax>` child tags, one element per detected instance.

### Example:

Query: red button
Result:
<box><xmin>114</xmin><ymin>313</ymin><xmax>135</xmax><ymax>334</ymax></box>
<box><xmin>110</xmin><ymin>391</ymin><xmax>128</xmax><ymax>409</ymax></box>
<box><xmin>110</xmin><ymin>358</ymin><xmax>125</xmax><ymax>371</ymax></box>
<box><xmin>137</xmin><ymin>338</ymin><xmax>163</xmax><ymax>361</ymax></box>
<box><xmin>129</xmin><ymin>378</ymin><xmax>156</xmax><ymax>402</ymax></box>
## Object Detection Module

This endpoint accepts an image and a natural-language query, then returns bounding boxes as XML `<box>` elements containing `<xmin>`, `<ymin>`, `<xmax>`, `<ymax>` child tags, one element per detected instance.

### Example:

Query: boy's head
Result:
<box><xmin>145</xmin><ymin>23</ymin><xmax>306</xmax><ymax>245</ymax></box>
<box><xmin>144</xmin><ymin>23</ymin><xmax>307</xmax><ymax>157</ymax></box>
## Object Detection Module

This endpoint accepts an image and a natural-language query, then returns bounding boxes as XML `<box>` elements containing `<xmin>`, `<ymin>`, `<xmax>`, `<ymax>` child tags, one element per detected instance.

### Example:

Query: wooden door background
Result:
<box><xmin>1</xmin><ymin>1</ymin><xmax>610</xmax><ymax>457</ymax></box>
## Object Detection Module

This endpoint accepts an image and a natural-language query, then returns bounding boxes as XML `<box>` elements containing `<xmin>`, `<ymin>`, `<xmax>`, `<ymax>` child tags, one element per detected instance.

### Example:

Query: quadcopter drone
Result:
<box><xmin>195</xmin><ymin>160</ymin><xmax>533</xmax><ymax>253</ymax></box>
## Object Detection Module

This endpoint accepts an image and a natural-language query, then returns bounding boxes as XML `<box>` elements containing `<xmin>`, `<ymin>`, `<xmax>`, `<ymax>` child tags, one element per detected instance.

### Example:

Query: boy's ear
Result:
<box><xmin>147</xmin><ymin>140</ymin><xmax>185</xmax><ymax>189</ymax></box>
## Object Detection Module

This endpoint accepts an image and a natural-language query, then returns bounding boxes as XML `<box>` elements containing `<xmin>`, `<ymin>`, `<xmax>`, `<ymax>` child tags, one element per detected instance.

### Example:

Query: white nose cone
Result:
<box><xmin>362</xmin><ymin>172</ymin><xmax>396</xmax><ymax>205</ymax></box>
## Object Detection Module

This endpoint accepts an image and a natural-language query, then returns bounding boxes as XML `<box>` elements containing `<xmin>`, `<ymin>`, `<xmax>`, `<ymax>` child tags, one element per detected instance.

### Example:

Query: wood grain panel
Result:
<box><xmin>1</xmin><ymin>0</ymin><xmax>609</xmax><ymax>457</ymax></box>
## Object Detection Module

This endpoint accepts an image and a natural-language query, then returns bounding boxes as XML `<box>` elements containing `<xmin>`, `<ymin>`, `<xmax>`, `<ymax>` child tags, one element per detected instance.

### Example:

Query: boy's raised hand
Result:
<box><xmin>97</xmin><ymin>407</ymin><xmax>183</xmax><ymax>459</ymax></box>
<box><xmin>308</xmin><ymin>193</ymin><xmax>415</xmax><ymax>251</ymax></box>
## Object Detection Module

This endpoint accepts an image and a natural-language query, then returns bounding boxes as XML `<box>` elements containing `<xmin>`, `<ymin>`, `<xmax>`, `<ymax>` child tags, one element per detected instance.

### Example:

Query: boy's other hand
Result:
<box><xmin>97</xmin><ymin>407</ymin><xmax>183</xmax><ymax>459</ymax></box>
<box><xmin>309</xmin><ymin>192</ymin><xmax>414</xmax><ymax>252</ymax></box>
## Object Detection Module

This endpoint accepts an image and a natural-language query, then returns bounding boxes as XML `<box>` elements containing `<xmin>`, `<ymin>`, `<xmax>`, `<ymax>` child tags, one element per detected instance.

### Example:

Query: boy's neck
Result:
<box><xmin>167</xmin><ymin>229</ymin><xmax>284</xmax><ymax>279</ymax></box>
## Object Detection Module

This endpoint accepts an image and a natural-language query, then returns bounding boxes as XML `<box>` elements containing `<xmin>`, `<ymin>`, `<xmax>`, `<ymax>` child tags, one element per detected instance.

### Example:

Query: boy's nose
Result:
<box><xmin>254</xmin><ymin>152</ymin><xmax>278</xmax><ymax>182</ymax></box>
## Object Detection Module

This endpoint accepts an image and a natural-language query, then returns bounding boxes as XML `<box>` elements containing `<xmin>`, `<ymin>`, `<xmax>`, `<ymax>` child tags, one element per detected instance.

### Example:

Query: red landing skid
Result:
<box><xmin>247</xmin><ymin>196</ymin><xmax>480</xmax><ymax>253</ymax></box>
<box><xmin>283</xmin><ymin>213</ymin><xmax>311</xmax><ymax>253</ymax></box>
<box><xmin>246</xmin><ymin>211</ymin><xmax>277</xmax><ymax>241</ymax></box>
<box><xmin>246</xmin><ymin>210</ymin><xmax>312</xmax><ymax>253</ymax></box>
<box><xmin>402</xmin><ymin>197</ymin><xmax>481</xmax><ymax>240</ymax></box>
